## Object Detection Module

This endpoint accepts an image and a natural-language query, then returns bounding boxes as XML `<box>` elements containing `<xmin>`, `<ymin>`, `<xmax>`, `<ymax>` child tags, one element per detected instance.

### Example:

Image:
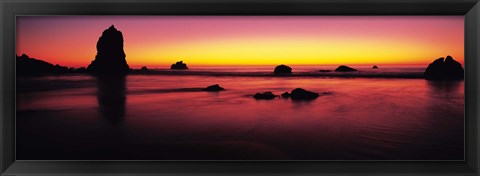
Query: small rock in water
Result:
<box><xmin>335</xmin><ymin>65</ymin><xmax>357</xmax><ymax>72</ymax></box>
<box><xmin>203</xmin><ymin>84</ymin><xmax>225</xmax><ymax>92</ymax></box>
<box><xmin>253</xmin><ymin>92</ymin><xmax>277</xmax><ymax>100</ymax></box>
<box><xmin>281</xmin><ymin>92</ymin><xmax>290</xmax><ymax>98</ymax></box>
<box><xmin>290</xmin><ymin>88</ymin><xmax>319</xmax><ymax>100</ymax></box>
<box><xmin>319</xmin><ymin>70</ymin><xmax>331</xmax><ymax>72</ymax></box>
<box><xmin>171</xmin><ymin>61</ymin><xmax>188</xmax><ymax>70</ymax></box>
<box><xmin>372</xmin><ymin>65</ymin><xmax>379</xmax><ymax>69</ymax></box>
<box><xmin>274</xmin><ymin>64</ymin><xmax>292</xmax><ymax>74</ymax></box>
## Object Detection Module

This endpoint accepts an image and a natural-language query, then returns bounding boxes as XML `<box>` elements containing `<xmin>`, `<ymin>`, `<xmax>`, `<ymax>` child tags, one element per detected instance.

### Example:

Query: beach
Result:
<box><xmin>16</xmin><ymin>66</ymin><xmax>465</xmax><ymax>160</ymax></box>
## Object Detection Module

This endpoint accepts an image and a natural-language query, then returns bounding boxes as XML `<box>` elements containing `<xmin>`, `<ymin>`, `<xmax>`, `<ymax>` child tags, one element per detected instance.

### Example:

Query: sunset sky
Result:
<box><xmin>16</xmin><ymin>16</ymin><xmax>464</xmax><ymax>68</ymax></box>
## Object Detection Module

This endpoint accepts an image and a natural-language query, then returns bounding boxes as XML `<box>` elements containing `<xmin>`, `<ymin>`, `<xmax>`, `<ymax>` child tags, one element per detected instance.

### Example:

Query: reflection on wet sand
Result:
<box><xmin>426</xmin><ymin>80</ymin><xmax>463</xmax><ymax>95</ymax></box>
<box><xmin>16</xmin><ymin>75</ymin><xmax>464</xmax><ymax>160</ymax></box>
<box><xmin>96</xmin><ymin>75</ymin><xmax>126</xmax><ymax>125</ymax></box>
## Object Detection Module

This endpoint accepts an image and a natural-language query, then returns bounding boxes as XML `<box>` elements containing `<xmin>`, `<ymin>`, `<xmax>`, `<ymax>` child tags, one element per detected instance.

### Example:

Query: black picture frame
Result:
<box><xmin>1</xmin><ymin>0</ymin><xmax>479</xmax><ymax>175</ymax></box>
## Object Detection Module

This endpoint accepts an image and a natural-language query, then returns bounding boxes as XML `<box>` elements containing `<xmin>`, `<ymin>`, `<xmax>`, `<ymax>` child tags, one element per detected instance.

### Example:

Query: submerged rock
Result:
<box><xmin>372</xmin><ymin>65</ymin><xmax>379</xmax><ymax>69</ymax></box>
<box><xmin>203</xmin><ymin>84</ymin><xmax>225</xmax><ymax>92</ymax></box>
<box><xmin>253</xmin><ymin>92</ymin><xmax>277</xmax><ymax>100</ymax></box>
<box><xmin>290</xmin><ymin>88</ymin><xmax>319</xmax><ymax>100</ymax></box>
<box><xmin>335</xmin><ymin>65</ymin><xmax>357</xmax><ymax>72</ymax></box>
<box><xmin>274</xmin><ymin>64</ymin><xmax>292</xmax><ymax>74</ymax></box>
<box><xmin>87</xmin><ymin>25</ymin><xmax>129</xmax><ymax>75</ymax></box>
<box><xmin>171</xmin><ymin>61</ymin><xmax>188</xmax><ymax>69</ymax></box>
<box><xmin>424</xmin><ymin>56</ymin><xmax>464</xmax><ymax>80</ymax></box>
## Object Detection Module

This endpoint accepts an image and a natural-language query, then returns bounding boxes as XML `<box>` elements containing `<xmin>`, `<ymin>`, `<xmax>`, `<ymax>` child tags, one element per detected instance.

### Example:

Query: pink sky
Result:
<box><xmin>16</xmin><ymin>16</ymin><xmax>464</xmax><ymax>67</ymax></box>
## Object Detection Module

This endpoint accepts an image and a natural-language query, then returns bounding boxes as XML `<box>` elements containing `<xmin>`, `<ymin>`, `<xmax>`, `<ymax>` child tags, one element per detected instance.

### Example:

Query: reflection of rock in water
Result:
<box><xmin>423</xmin><ymin>80</ymin><xmax>464</xmax><ymax>160</ymax></box>
<box><xmin>96</xmin><ymin>75</ymin><xmax>126</xmax><ymax>125</ymax></box>
<box><xmin>426</xmin><ymin>80</ymin><xmax>463</xmax><ymax>96</ymax></box>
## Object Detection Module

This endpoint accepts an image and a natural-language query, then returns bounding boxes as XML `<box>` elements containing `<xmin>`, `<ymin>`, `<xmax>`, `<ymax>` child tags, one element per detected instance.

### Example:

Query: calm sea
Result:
<box><xmin>16</xmin><ymin>66</ymin><xmax>464</xmax><ymax>160</ymax></box>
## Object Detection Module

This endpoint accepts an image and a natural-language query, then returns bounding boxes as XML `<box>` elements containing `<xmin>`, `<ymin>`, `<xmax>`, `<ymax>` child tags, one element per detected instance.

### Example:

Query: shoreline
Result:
<box><xmin>129</xmin><ymin>70</ymin><xmax>427</xmax><ymax>79</ymax></box>
<box><xmin>17</xmin><ymin>71</ymin><xmax>428</xmax><ymax>79</ymax></box>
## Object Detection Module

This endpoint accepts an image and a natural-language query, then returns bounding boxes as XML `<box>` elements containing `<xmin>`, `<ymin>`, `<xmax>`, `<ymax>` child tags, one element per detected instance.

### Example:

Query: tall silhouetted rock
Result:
<box><xmin>171</xmin><ymin>61</ymin><xmax>188</xmax><ymax>69</ymax></box>
<box><xmin>424</xmin><ymin>56</ymin><xmax>464</xmax><ymax>80</ymax></box>
<box><xmin>274</xmin><ymin>64</ymin><xmax>292</xmax><ymax>74</ymax></box>
<box><xmin>335</xmin><ymin>65</ymin><xmax>357</xmax><ymax>72</ymax></box>
<box><xmin>87</xmin><ymin>25</ymin><xmax>129</xmax><ymax>75</ymax></box>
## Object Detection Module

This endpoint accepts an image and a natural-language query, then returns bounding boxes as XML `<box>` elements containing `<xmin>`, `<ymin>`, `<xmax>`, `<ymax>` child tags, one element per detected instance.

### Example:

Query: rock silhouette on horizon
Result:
<box><xmin>319</xmin><ymin>70</ymin><xmax>331</xmax><ymax>72</ymax></box>
<box><xmin>17</xmin><ymin>54</ymin><xmax>79</xmax><ymax>75</ymax></box>
<box><xmin>289</xmin><ymin>88</ymin><xmax>319</xmax><ymax>100</ymax></box>
<box><xmin>424</xmin><ymin>56</ymin><xmax>464</xmax><ymax>80</ymax></box>
<box><xmin>335</xmin><ymin>65</ymin><xmax>357</xmax><ymax>72</ymax></box>
<box><xmin>87</xmin><ymin>25</ymin><xmax>129</xmax><ymax>75</ymax></box>
<box><xmin>203</xmin><ymin>84</ymin><xmax>225</xmax><ymax>92</ymax></box>
<box><xmin>372</xmin><ymin>65</ymin><xmax>379</xmax><ymax>69</ymax></box>
<box><xmin>274</xmin><ymin>64</ymin><xmax>292</xmax><ymax>74</ymax></box>
<box><xmin>253</xmin><ymin>92</ymin><xmax>277</xmax><ymax>100</ymax></box>
<box><xmin>171</xmin><ymin>61</ymin><xmax>188</xmax><ymax>69</ymax></box>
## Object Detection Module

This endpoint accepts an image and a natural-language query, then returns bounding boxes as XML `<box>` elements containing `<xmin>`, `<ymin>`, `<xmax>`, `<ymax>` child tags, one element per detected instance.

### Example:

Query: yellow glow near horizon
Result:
<box><xmin>17</xmin><ymin>16</ymin><xmax>464</xmax><ymax>68</ymax></box>
<box><xmin>128</xmin><ymin>37</ymin><xmax>462</xmax><ymax>67</ymax></box>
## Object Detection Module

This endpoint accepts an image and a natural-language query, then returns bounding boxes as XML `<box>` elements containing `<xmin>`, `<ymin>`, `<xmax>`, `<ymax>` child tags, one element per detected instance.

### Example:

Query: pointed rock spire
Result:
<box><xmin>87</xmin><ymin>25</ymin><xmax>129</xmax><ymax>75</ymax></box>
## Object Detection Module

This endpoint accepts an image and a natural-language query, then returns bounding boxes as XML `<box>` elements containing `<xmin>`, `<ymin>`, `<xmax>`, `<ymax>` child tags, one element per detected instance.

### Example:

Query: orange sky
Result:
<box><xmin>16</xmin><ymin>16</ymin><xmax>464</xmax><ymax>68</ymax></box>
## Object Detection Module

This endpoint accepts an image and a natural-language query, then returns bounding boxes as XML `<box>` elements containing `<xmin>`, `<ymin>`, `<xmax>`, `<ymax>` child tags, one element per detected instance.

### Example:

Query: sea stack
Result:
<box><xmin>424</xmin><ymin>56</ymin><xmax>464</xmax><ymax>80</ymax></box>
<box><xmin>87</xmin><ymin>25</ymin><xmax>129</xmax><ymax>75</ymax></box>
<box><xmin>335</xmin><ymin>65</ymin><xmax>357</xmax><ymax>72</ymax></box>
<box><xmin>274</xmin><ymin>64</ymin><xmax>292</xmax><ymax>74</ymax></box>
<box><xmin>171</xmin><ymin>61</ymin><xmax>188</xmax><ymax>69</ymax></box>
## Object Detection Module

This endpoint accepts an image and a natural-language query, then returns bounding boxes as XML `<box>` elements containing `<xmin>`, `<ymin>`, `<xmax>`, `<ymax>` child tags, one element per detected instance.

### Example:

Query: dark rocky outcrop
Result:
<box><xmin>253</xmin><ymin>92</ymin><xmax>277</xmax><ymax>100</ymax></box>
<box><xmin>289</xmin><ymin>88</ymin><xmax>319</xmax><ymax>100</ymax></box>
<box><xmin>281</xmin><ymin>92</ymin><xmax>290</xmax><ymax>98</ymax></box>
<box><xmin>203</xmin><ymin>84</ymin><xmax>225</xmax><ymax>92</ymax></box>
<box><xmin>87</xmin><ymin>25</ymin><xmax>129</xmax><ymax>75</ymax></box>
<box><xmin>16</xmin><ymin>54</ymin><xmax>75</xmax><ymax>75</ymax></box>
<box><xmin>274</xmin><ymin>64</ymin><xmax>292</xmax><ymax>74</ymax></box>
<box><xmin>171</xmin><ymin>61</ymin><xmax>188</xmax><ymax>70</ymax></box>
<box><xmin>141</xmin><ymin>66</ymin><xmax>148</xmax><ymax>72</ymax></box>
<box><xmin>319</xmin><ymin>70</ymin><xmax>331</xmax><ymax>72</ymax></box>
<box><xmin>372</xmin><ymin>65</ymin><xmax>379</xmax><ymax>69</ymax></box>
<box><xmin>335</xmin><ymin>65</ymin><xmax>357</xmax><ymax>72</ymax></box>
<box><xmin>424</xmin><ymin>56</ymin><xmax>464</xmax><ymax>80</ymax></box>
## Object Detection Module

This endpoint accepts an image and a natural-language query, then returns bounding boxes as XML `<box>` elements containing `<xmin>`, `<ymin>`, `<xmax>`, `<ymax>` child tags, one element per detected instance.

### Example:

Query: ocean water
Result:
<box><xmin>140</xmin><ymin>65</ymin><xmax>427</xmax><ymax>78</ymax></box>
<box><xmin>16</xmin><ymin>66</ymin><xmax>464</xmax><ymax>160</ymax></box>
